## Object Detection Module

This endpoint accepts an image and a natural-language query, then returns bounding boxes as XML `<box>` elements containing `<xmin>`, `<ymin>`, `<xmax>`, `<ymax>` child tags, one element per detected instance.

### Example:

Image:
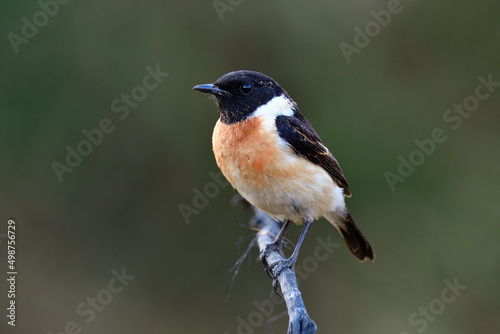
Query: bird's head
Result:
<box><xmin>193</xmin><ymin>70</ymin><xmax>291</xmax><ymax>124</ymax></box>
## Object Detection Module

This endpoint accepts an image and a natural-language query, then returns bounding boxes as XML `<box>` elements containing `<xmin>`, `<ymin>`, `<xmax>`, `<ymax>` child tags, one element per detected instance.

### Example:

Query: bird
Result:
<box><xmin>193</xmin><ymin>70</ymin><xmax>374</xmax><ymax>284</ymax></box>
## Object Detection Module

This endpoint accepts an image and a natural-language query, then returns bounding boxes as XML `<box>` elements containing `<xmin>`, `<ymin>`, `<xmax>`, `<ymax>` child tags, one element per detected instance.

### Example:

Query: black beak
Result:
<box><xmin>193</xmin><ymin>84</ymin><xmax>229</xmax><ymax>97</ymax></box>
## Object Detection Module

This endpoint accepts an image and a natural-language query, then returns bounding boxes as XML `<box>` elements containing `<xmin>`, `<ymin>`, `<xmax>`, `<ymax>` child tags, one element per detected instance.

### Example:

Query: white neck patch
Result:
<box><xmin>252</xmin><ymin>94</ymin><xmax>294</xmax><ymax>118</ymax></box>
<box><xmin>250</xmin><ymin>95</ymin><xmax>294</xmax><ymax>131</ymax></box>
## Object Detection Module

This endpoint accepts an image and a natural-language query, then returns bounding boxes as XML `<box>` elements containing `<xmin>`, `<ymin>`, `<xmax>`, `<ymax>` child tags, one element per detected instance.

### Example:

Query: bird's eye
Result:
<box><xmin>240</xmin><ymin>83</ymin><xmax>253</xmax><ymax>94</ymax></box>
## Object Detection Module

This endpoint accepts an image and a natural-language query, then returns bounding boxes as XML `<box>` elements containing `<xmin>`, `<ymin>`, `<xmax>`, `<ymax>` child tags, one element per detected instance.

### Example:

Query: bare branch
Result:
<box><xmin>250</xmin><ymin>207</ymin><xmax>317</xmax><ymax>334</ymax></box>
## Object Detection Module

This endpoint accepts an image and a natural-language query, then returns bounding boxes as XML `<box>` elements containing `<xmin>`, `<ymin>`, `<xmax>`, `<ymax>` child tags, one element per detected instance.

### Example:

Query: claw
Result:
<box><xmin>272</xmin><ymin>277</ymin><xmax>282</xmax><ymax>297</ymax></box>
<box><xmin>271</xmin><ymin>257</ymin><xmax>297</xmax><ymax>277</ymax></box>
<box><xmin>260</xmin><ymin>241</ymin><xmax>282</xmax><ymax>278</ymax></box>
<box><xmin>259</xmin><ymin>219</ymin><xmax>291</xmax><ymax>276</ymax></box>
<box><xmin>268</xmin><ymin>257</ymin><xmax>298</xmax><ymax>296</ymax></box>
<box><xmin>261</xmin><ymin>221</ymin><xmax>313</xmax><ymax>297</ymax></box>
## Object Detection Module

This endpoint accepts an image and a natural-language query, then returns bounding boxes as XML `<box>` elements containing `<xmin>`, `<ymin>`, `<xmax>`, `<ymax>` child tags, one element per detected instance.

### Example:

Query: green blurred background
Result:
<box><xmin>1</xmin><ymin>0</ymin><xmax>499</xmax><ymax>333</ymax></box>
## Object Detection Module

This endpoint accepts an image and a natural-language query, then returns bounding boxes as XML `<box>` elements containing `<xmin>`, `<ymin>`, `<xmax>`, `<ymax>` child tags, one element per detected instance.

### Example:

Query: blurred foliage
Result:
<box><xmin>1</xmin><ymin>0</ymin><xmax>499</xmax><ymax>333</ymax></box>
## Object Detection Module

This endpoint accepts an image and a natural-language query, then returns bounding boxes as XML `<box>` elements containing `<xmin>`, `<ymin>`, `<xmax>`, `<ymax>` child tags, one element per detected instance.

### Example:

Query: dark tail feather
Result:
<box><xmin>327</xmin><ymin>211</ymin><xmax>375</xmax><ymax>262</ymax></box>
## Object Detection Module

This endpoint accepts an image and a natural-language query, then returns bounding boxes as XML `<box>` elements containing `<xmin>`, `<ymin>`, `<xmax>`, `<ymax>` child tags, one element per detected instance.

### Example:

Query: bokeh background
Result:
<box><xmin>1</xmin><ymin>0</ymin><xmax>499</xmax><ymax>333</ymax></box>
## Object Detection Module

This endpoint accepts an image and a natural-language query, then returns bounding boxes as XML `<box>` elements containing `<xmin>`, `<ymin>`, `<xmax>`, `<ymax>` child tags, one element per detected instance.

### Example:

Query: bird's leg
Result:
<box><xmin>270</xmin><ymin>220</ymin><xmax>313</xmax><ymax>294</ymax></box>
<box><xmin>260</xmin><ymin>219</ymin><xmax>290</xmax><ymax>277</ymax></box>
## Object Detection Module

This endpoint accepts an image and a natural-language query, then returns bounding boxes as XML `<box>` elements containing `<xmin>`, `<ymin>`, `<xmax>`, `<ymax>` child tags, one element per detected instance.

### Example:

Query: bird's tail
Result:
<box><xmin>325</xmin><ymin>211</ymin><xmax>375</xmax><ymax>262</ymax></box>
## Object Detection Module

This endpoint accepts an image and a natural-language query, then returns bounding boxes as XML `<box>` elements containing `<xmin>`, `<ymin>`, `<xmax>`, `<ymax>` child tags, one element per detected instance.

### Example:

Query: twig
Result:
<box><xmin>250</xmin><ymin>207</ymin><xmax>317</xmax><ymax>334</ymax></box>
<box><xmin>225</xmin><ymin>235</ymin><xmax>257</xmax><ymax>303</ymax></box>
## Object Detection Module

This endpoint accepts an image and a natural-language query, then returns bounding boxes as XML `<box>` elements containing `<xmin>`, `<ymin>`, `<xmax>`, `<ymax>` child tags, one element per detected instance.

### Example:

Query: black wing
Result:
<box><xmin>275</xmin><ymin>114</ymin><xmax>352</xmax><ymax>197</ymax></box>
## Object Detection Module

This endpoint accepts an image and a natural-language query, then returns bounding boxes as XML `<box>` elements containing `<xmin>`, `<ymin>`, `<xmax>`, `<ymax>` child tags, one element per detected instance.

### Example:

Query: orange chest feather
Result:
<box><xmin>212</xmin><ymin>117</ymin><xmax>279</xmax><ymax>184</ymax></box>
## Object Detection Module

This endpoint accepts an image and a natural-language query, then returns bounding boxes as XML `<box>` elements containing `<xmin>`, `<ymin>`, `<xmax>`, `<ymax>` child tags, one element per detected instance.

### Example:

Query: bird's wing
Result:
<box><xmin>275</xmin><ymin>114</ymin><xmax>351</xmax><ymax>197</ymax></box>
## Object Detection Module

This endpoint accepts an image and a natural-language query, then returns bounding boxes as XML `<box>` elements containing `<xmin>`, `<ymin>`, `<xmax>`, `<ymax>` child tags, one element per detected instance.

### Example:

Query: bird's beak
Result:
<box><xmin>193</xmin><ymin>84</ymin><xmax>230</xmax><ymax>97</ymax></box>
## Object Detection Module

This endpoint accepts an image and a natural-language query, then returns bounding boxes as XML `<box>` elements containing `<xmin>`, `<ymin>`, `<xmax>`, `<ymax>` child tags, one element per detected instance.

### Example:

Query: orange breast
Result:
<box><xmin>212</xmin><ymin>117</ymin><xmax>279</xmax><ymax>188</ymax></box>
<box><xmin>212</xmin><ymin>116</ymin><xmax>342</xmax><ymax>223</ymax></box>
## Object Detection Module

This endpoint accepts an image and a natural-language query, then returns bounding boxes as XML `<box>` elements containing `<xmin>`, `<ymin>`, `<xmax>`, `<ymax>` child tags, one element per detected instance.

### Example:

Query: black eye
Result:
<box><xmin>240</xmin><ymin>83</ymin><xmax>253</xmax><ymax>94</ymax></box>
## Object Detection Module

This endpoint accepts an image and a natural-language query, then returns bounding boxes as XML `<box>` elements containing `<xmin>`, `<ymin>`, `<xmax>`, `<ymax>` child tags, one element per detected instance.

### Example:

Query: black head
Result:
<box><xmin>193</xmin><ymin>70</ymin><xmax>290</xmax><ymax>124</ymax></box>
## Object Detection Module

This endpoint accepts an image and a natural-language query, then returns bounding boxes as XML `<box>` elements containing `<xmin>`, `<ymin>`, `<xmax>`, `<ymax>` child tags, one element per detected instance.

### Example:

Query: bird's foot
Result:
<box><xmin>259</xmin><ymin>240</ymin><xmax>282</xmax><ymax>278</ymax></box>
<box><xmin>269</xmin><ymin>256</ymin><xmax>298</xmax><ymax>297</ymax></box>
